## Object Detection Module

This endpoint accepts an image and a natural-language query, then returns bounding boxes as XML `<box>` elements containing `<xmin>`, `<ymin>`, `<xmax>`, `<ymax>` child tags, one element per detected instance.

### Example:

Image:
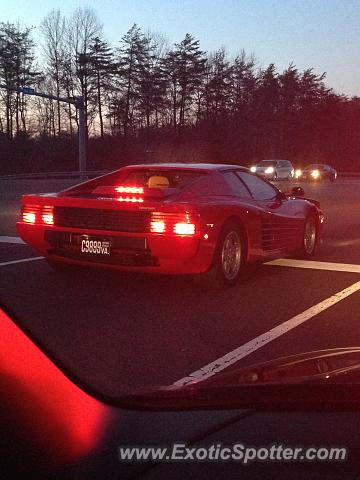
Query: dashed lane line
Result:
<box><xmin>0</xmin><ymin>236</ymin><xmax>25</xmax><ymax>244</ymax></box>
<box><xmin>0</xmin><ymin>257</ymin><xmax>44</xmax><ymax>267</ymax></box>
<box><xmin>266</xmin><ymin>258</ymin><xmax>360</xmax><ymax>274</ymax></box>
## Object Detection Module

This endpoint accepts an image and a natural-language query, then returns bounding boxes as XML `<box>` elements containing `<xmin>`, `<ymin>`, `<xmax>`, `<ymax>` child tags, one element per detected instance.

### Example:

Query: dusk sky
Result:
<box><xmin>1</xmin><ymin>0</ymin><xmax>360</xmax><ymax>97</ymax></box>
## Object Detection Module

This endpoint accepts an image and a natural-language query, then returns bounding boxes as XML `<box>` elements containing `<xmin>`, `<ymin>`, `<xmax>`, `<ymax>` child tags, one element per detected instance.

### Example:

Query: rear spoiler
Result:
<box><xmin>63</xmin><ymin>184</ymin><xmax>180</xmax><ymax>199</ymax></box>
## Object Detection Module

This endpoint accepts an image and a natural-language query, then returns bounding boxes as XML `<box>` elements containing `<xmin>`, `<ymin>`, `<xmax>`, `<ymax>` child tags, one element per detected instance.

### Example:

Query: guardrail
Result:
<box><xmin>0</xmin><ymin>171</ymin><xmax>109</xmax><ymax>180</ymax></box>
<box><xmin>338</xmin><ymin>172</ymin><xmax>360</xmax><ymax>177</ymax></box>
<box><xmin>1</xmin><ymin>170</ymin><xmax>360</xmax><ymax>181</ymax></box>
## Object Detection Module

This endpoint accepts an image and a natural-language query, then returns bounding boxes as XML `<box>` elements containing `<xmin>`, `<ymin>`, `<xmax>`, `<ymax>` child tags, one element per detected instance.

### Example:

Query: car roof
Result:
<box><xmin>123</xmin><ymin>163</ymin><xmax>248</xmax><ymax>172</ymax></box>
<box><xmin>258</xmin><ymin>159</ymin><xmax>291</xmax><ymax>163</ymax></box>
<box><xmin>305</xmin><ymin>163</ymin><xmax>326</xmax><ymax>168</ymax></box>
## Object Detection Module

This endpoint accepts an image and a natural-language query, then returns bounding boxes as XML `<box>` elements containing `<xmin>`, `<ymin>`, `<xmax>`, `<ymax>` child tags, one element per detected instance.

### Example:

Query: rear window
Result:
<box><xmin>119</xmin><ymin>169</ymin><xmax>206</xmax><ymax>189</ymax></box>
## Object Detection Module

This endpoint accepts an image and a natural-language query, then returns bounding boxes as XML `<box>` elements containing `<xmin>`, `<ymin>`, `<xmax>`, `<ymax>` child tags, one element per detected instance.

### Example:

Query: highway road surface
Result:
<box><xmin>1</xmin><ymin>177</ymin><xmax>360</xmax><ymax>398</ymax></box>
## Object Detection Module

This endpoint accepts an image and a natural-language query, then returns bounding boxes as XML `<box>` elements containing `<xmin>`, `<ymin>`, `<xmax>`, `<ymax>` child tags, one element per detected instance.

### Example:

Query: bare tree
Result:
<box><xmin>0</xmin><ymin>22</ymin><xmax>38</xmax><ymax>138</ymax></box>
<box><xmin>40</xmin><ymin>10</ymin><xmax>66</xmax><ymax>135</ymax></box>
<box><xmin>67</xmin><ymin>7</ymin><xmax>102</xmax><ymax>138</ymax></box>
<box><xmin>115</xmin><ymin>24</ymin><xmax>148</xmax><ymax>138</ymax></box>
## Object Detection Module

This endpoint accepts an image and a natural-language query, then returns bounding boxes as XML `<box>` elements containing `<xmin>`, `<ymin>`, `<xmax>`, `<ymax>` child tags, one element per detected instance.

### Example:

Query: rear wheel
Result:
<box><xmin>297</xmin><ymin>213</ymin><xmax>318</xmax><ymax>258</ymax></box>
<box><xmin>206</xmin><ymin>221</ymin><xmax>245</xmax><ymax>287</ymax></box>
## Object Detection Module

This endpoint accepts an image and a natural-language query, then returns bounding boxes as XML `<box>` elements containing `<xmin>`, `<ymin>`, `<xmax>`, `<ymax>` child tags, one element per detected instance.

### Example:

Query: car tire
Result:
<box><xmin>330</xmin><ymin>174</ymin><xmax>336</xmax><ymax>182</ymax></box>
<box><xmin>205</xmin><ymin>220</ymin><xmax>245</xmax><ymax>288</ymax></box>
<box><xmin>297</xmin><ymin>213</ymin><xmax>318</xmax><ymax>259</ymax></box>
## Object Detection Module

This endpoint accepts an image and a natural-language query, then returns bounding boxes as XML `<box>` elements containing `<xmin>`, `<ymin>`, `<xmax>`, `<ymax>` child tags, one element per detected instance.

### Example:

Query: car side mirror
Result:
<box><xmin>276</xmin><ymin>191</ymin><xmax>287</xmax><ymax>201</ymax></box>
<box><xmin>288</xmin><ymin>186</ymin><xmax>305</xmax><ymax>197</ymax></box>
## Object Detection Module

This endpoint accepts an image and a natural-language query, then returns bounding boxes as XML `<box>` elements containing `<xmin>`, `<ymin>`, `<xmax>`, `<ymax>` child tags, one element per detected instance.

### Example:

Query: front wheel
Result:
<box><xmin>297</xmin><ymin>214</ymin><xmax>318</xmax><ymax>258</ymax></box>
<box><xmin>206</xmin><ymin>222</ymin><xmax>245</xmax><ymax>287</ymax></box>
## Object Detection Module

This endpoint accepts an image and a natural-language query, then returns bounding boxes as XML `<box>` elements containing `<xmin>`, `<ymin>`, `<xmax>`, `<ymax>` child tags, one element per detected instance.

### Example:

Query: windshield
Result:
<box><xmin>304</xmin><ymin>164</ymin><xmax>324</xmax><ymax>170</ymax></box>
<box><xmin>257</xmin><ymin>161</ymin><xmax>277</xmax><ymax>167</ymax></box>
<box><xmin>0</xmin><ymin>1</ymin><xmax>358</xmax><ymax>409</ymax></box>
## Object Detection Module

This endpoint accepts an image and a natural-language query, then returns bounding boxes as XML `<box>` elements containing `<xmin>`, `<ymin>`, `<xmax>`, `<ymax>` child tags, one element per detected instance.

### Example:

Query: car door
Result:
<box><xmin>277</xmin><ymin>161</ymin><xmax>286</xmax><ymax>179</ymax></box>
<box><xmin>324</xmin><ymin>165</ymin><xmax>332</xmax><ymax>180</ymax></box>
<box><xmin>236</xmin><ymin>171</ymin><xmax>304</xmax><ymax>254</ymax></box>
<box><xmin>285</xmin><ymin>161</ymin><xmax>294</xmax><ymax>178</ymax></box>
<box><xmin>280</xmin><ymin>160</ymin><xmax>292</xmax><ymax>179</ymax></box>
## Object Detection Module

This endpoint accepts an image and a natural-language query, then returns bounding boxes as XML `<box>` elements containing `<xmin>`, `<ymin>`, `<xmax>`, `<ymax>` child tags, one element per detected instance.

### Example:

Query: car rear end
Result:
<box><xmin>16</xmin><ymin>168</ymin><xmax>215</xmax><ymax>275</ymax></box>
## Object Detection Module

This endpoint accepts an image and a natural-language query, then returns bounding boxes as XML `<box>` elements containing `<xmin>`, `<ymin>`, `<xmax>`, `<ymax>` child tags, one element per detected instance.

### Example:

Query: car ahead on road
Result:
<box><xmin>2</xmin><ymin>305</ymin><xmax>360</xmax><ymax>479</ymax></box>
<box><xmin>295</xmin><ymin>164</ymin><xmax>337</xmax><ymax>182</ymax></box>
<box><xmin>250</xmin><ymin>159</ymin><xmax>295</xmax><ymax>180</ymax></box>
<box><xmin>17</xmin><ymin>163</ymin><xmax>323</xmax><ymax>286</ymax></box>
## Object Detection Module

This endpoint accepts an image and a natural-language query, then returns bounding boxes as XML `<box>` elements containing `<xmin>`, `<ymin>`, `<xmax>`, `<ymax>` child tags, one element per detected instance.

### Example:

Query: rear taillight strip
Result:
<box><xmin>21</xmin><ymin>205</ymin><xmax>54</xmax><ymax>226</ymax></box>
<box><xmin>150</xmin><ymin>212</ymin><xmax>199</xmax><ymax>236</ymax></box>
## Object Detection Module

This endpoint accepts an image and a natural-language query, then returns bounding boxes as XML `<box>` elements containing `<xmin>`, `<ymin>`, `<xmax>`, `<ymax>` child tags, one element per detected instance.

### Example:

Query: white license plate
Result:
<box><xmin>80</xmin><ymin>238</ymin><xmax>111</xmax><ymax>255</ymax></box>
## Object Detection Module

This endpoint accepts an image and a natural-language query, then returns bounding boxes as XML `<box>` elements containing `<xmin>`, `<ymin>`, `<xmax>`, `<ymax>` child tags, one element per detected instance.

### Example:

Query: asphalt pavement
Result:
<box><xmin>1</xmin><ymin>177</ymin><xmax>360</xmax><ymax>398</ymax></box>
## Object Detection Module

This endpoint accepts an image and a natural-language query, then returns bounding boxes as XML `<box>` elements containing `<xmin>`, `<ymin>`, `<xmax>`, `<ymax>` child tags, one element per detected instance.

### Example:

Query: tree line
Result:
<box><xmin>1</xmin><ymin>7</ymin><xmax>360</xmax><ymax>173</ymax></box>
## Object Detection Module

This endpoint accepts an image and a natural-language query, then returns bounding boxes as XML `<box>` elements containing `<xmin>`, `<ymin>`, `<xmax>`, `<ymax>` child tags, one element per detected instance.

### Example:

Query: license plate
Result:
<box><xmin>80</xmin><ymin>237</ymin><xmax>111</xmax><ymax>256</ymax></box>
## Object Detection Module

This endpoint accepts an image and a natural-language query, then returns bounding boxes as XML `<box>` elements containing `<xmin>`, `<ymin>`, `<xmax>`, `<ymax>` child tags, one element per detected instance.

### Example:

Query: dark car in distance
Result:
<box><xmin>295</xmin><ymin>164</ymin><xmax>337</xmax><ymax>182</ymax></box>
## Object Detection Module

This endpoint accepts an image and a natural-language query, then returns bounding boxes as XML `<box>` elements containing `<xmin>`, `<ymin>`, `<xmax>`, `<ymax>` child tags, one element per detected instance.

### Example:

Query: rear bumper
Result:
<box><xmin>16</xmin><ymin>223</ymin><xmax>215</xmax><ymax>275</ymax></box>
<box><xmin>257</xmin><ymin>172</ymin><xmax>276</xmax><ymax>180</ymax></box>
<box><xmin>300</xmin><ymin>174</ymin><xmax>328</xmax><ymax>181</ymax></box>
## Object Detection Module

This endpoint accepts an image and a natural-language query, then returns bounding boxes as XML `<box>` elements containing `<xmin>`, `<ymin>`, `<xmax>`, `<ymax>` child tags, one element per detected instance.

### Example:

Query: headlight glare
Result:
<box><xmin>311</xmin><ymin>169</ymin><xmax>320</xmax><ymax>179</ymax></box>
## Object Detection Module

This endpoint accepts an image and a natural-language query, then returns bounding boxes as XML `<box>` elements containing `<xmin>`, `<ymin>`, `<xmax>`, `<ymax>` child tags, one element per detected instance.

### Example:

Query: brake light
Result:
<box><xmin>115</xmin><ymin>186</ymin><xmax>144</xmax><ymax>194</ymax></box>
<box><xmin>117</xmin><ymin>196</ymin><xmax>144</xmax><ymax>203</ymax></box>
<box><xmin>114</xmin><ymin>186</ymin><xmax>145</xmax><ymax>203</ymax></box>
<box><xmin>150</xmin><ymin>212</ymin><xmax>198</xmax><ymax>236</ymax></box>
<box><xmin>42</xmin><ymin>206</ymin><xmax>54</xmax><ymax>225</ymax></box>
<box><xmin>21</xmin><ymin>205</ymin><xmax>54</xmax><ymax>225</ymax></box>
<box><xmin>174</xmin><ymin>223</ymin><xmax>195</xmax><ymax>236</ymax></box>
<box><xmin>150</xmin><ymin>220</ymin><xmax>166</xmax><ymax>233</ymax></box>
<box><xmin>23</xmin><ymin>211</ymin><xmax>36</xmax><ymax>224</ymax></box>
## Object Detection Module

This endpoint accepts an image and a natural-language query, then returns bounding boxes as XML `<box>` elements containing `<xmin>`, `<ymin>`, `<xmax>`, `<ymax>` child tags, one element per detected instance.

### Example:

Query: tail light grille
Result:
<box><xmin>54</xmin><ymin>207</ymin><xmax>151</xmax><ymax>233</ymax></box>
<box><xmin>22</xmin><ymin>205</ymin><xmax>199</xmax><ymax>236</ymax></box>
<box><xmin>21</xmin><ymin>205</ymin><xmax>54</xmax><ymax>225</ymax></box>
<box><xmin>150</xmin><ymin>212</ymin><xmax>199</xmax><ymax>236</ymax></box>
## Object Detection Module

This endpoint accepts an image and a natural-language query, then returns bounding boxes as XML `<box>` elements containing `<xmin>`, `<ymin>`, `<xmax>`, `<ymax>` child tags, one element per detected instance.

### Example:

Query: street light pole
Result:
<box><xmin>0</xmin><ymin>84</ymin><xmax>86</xmax><ymax>176</ymax></box>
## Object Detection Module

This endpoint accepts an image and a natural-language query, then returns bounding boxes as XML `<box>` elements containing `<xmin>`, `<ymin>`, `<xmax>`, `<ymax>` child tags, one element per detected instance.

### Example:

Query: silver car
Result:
<box><xmin>250</xmin><ymin>159</ymin><xmax>295</xmax><ymax>180</ymax></box>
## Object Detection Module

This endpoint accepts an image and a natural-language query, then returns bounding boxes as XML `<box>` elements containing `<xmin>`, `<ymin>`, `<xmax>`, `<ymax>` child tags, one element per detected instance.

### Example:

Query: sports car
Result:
<box><xmin>17</xmin><ymin>163</ymin><xmax>324</xmax><ymax>286</ymax></box>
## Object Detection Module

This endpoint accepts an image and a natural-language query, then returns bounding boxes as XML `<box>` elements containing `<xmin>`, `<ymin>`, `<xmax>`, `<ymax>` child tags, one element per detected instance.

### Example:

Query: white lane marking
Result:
<box><xmin>266</xmin><ymin>258</ymin><xmax>360</xmax><ymax>274</ymax></box>
<box><xmin>0</xmin><ymin>257</ymin><xmax>44</xmax><ymax>267</ymax></box>
<box><xmin>174</xmin><ymin>280</ymin><xmax>360</xmax><ymax>386</ymax></box>
<box><xmin>0</xmin><ymin>236</ymin><xmax>25</xmax><ymax>244</ymax></box>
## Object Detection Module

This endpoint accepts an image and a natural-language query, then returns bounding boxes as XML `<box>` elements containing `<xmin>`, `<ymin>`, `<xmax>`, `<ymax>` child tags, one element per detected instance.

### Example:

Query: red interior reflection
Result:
<box><xmin>0</xmin><ymin>308</ymin><xmax>110</xmax><ymax>464</ymax></box>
